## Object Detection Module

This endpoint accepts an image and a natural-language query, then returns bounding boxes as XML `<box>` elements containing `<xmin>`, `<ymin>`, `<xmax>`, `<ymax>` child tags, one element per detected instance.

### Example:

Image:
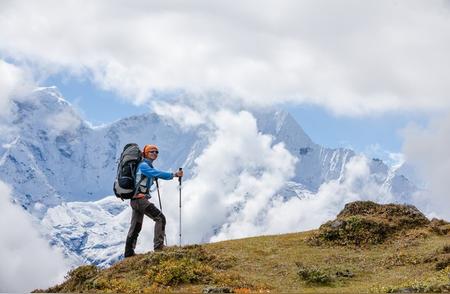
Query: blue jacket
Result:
<box><xmin>135</xmin><ymin>159</ymin><xmax>174</xmax><ymax>194</ymax></box>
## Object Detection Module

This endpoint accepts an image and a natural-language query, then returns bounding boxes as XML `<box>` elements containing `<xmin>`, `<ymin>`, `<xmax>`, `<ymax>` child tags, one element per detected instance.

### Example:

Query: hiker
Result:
<box><xmin>124</xmin><ymin>144</ymin><xmax>183</xmax><ymax>257</ymax></box>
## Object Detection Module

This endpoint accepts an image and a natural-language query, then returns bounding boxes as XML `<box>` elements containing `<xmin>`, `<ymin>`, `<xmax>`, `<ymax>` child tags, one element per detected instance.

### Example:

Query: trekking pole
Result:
<box><xmin>155</xmin><ymin>178</ymin><xmax>167</xmax><ymax>246</ymax></box>
<box><xmin>178</xmin><ymin>168</ymin><xmax>182</xmax><ymax>247</ymax></box>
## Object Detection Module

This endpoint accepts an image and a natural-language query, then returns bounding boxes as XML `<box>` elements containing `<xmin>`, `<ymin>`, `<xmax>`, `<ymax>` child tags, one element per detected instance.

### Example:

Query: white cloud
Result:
<box><xmin>152</xmin><ymin>101</ymin><xmax>207</xmax><ymax>128</ymax></box>
<box><xmin>149</xmin><ymin>110</ymin><xmax>398</xmax><ymax>244</ymax></box>
<box><xmin>0</xmin><ymin>59</ymin><xmax>33</xmax><ymax>116</ymax></box>
<box><xmin>46</xmin><ymin>109</ymin><xmax>82</xmax><ymax>135</ymax></box>
<box><xmin>401</xmin><ymin>114</ymin><xmax>450</xmax><ymax>220</ymax></box>
<box><xmin>0</xmin><ymin>181</ymin><xmax>69</xmax><ymax>292</ymax></box>
<box><xmin>213</xmin><ymin>155</ymin><xmax>394</xmax><ymax>240</ymax></box>
<box><xmin>265</xmin><ymin>156</ymin><xmax>395</xmax><ymax>233</ymax></box>
<box><xmin>138</xmin><ymin>107</ymin><xmax>413</xmax><ymax>245</ymax></box>
<box><xmin>155</xmin><ymin>110</ymin><xmax>297</xmax><ymax>244</ymax></box>
<box><xmin>155</xmin><ymin>139</ymin><xmax>394</xmax><ymax>244</ymax></box>
<box><xmin>363</xmin><ymin>143</ymin><xmax>405</xmax><ymax>168</ymax></box>
<box><xmin>1</xmin><ymin>1</ymin><xmax>450</xmax><ymax>115</ymax></box>
<box><xmin>0</xmin><ymin>60</ymin><xmax>35</xmax><ymax>144</ymax></box>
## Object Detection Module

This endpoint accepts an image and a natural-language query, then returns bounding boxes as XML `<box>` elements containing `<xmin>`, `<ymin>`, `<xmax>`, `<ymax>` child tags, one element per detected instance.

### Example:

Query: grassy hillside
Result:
<box><xmin>36</xmin><ymin>201</ymin><xmax>450</xmax><ymax>293</ymax></box>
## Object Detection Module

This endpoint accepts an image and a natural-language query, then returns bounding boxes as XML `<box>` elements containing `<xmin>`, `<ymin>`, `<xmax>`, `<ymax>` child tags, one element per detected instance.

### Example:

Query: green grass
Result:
<box><xmin>35</xmin><ymin>202</ymin><xmax>450</xmax><ymax>293</ymax></box>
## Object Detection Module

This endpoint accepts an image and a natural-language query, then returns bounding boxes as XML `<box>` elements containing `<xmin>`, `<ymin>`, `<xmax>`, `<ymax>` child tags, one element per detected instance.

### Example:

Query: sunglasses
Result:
<box><xmin>148</xmin><ymin>150</ymin><xmax>159</xmax><ymax>154</ymax></box>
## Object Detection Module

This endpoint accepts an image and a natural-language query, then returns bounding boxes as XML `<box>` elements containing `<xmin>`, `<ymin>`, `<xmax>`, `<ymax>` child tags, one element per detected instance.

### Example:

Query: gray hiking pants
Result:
<box><xmin>125</xmin><ymin>197</ymin><xmax>166</xmax><ymax>254</ymax></box>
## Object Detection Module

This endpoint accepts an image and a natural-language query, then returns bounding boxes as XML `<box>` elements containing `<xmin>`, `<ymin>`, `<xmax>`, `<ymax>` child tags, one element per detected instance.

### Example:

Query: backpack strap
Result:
<box><xmin>132</xmin><ymin>160</ymin><xmax>147</xmax><ymax>199</ymax></box>
<box><xmin>131</xmin><ymin>176</ymin><xmax>146</xmax><ymax>199</ymax></box>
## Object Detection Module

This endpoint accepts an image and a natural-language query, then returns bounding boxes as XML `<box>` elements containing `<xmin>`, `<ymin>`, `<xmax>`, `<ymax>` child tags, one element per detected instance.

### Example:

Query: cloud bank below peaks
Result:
<box><xmin>212</xmin><ymin>155</ymin><xmax>395</xmax><ymax>241</ymax></box>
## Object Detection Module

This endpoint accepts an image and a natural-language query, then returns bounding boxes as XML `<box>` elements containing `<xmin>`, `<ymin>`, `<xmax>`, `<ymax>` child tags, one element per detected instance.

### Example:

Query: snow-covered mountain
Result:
<box><xmin>0</xmin><ymin>87</ymin><xmax>417</xmax><ymax>266</ymax></box>
<box><xmin>42</xmin><ymin>196</ymin><xmax>129</xmax><ymax>267</ymax></box>
<box><xmin>0</xmin><ymin>87</ymin><xmax>204</xmax><ymax>216</ymax></box>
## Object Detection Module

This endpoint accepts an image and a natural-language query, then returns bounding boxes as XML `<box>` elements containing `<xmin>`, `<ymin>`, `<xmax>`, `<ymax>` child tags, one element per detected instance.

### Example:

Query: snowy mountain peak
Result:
<box><xmin>12</xmin><ymin>87</ymin><xmax>85</xmax><ymax>134</ymax></box>
<box><xmin>28</xmin><ymin>86</ymin><xmax>72</xmax><ymax>110</ymax></box>
<box><xmin>253</xmin><ymin>108</ymin><xmax>313</xmax><ymax>148</ymax></box>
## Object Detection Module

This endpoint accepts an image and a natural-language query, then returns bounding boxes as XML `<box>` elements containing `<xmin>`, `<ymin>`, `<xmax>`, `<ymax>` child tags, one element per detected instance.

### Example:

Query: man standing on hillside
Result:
<box><xmin>124</xmin><ymin>144</ymin><xmax>183</xmax><ymax>257</ymax></box>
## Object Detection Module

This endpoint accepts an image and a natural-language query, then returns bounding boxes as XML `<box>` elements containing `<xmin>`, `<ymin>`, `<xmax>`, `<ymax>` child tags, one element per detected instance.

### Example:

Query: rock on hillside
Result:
<box><xmin>308</xmin><ymin>201</ymin><xmax>447</xmax><ymax>246</ymax></box>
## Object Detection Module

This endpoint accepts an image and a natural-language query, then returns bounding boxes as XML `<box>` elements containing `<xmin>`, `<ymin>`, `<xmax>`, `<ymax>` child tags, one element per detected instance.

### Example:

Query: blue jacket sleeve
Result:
<box><xmin>139</xmin><ymin>162</ymin><xmax>174</xmax><ymax>180</ymax></box>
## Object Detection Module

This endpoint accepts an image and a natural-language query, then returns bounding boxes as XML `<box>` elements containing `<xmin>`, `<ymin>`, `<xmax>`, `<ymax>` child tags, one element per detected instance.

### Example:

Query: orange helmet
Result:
<box><xmin>143</xmin><ymin>144</ymin><xmax>158</xmax><ymax>157</ymax></box>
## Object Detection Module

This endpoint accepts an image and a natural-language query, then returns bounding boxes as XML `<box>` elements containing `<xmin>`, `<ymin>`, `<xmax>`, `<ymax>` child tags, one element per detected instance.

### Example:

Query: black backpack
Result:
<box><xmin>113</xmin><ymin>143</ymin><xmax>143</xmax><ymax>200</ymax></box>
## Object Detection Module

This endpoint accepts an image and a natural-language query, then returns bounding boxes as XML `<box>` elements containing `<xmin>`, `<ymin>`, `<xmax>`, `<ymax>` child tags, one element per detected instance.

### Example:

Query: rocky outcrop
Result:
<box><xmin>309</xmin><ymin>201</ymin><xmax>433</xmax><ymax>246</ymax></box>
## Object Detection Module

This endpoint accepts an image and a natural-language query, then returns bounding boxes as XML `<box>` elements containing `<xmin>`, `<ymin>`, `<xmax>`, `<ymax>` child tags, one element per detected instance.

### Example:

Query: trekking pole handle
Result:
<box><xmin>178</xmin><ymin>168</ymin><xmax>182</xmax><ymax>184</ymax></box>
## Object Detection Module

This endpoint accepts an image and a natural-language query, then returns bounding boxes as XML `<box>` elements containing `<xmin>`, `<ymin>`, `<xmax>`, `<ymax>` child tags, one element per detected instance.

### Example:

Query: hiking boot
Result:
<box><xmin>124</xmin><ymin>249</ymin><xmax>135</xmax><ymax>258</ymax></box>
<box><xmin>154</xmin><ymin>245</ymin><xmax>165</xmax><ymax>252</ymax></box>
<box><xmin>124</xmin><ymin>237</ymin><xmax>136</xmax><ymax>258</ymax></box>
